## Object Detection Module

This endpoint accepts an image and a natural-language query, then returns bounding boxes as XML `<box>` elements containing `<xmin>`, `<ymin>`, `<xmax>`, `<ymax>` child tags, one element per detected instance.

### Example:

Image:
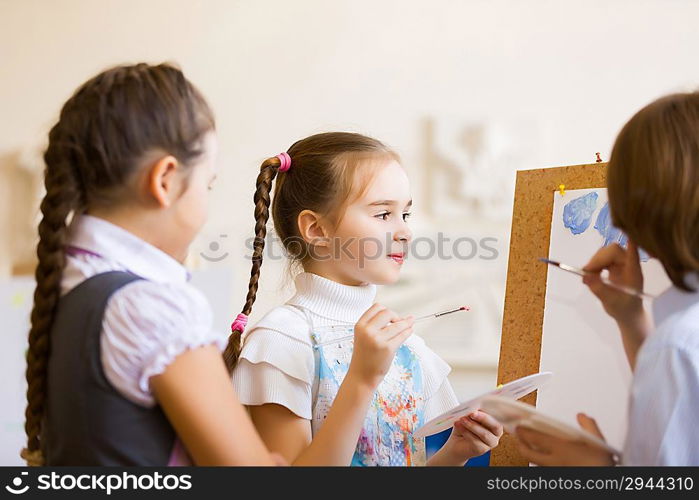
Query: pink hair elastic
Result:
<box><xmin>231</xmin><ymin>313</ymin><xmax>248</xmax><ymax>334</ymax></box>
<box><xmin>276</xmin><ymin>152</ymin><xmax>291</xmax><ymax>172</ymax></box>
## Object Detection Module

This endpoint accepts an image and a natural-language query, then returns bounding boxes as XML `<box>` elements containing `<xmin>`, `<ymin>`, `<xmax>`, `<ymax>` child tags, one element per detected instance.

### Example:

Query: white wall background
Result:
<box><xmin>1</xmin><ymin>0</ymin><xmax>698</xmax><ymax>463</ymax></box>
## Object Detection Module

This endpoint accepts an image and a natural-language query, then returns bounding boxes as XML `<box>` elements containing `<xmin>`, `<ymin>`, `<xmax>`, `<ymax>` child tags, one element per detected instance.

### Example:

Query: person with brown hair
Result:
<box><xmin>227</xmin><ymin>132</ymin><xmax>503</xmax><ymax>466</ymax></box>
<box><xmin>515</xmin><ymin>92</ymin><xmax>699</xmax><ymax>466</ymax></box>
<box><xmin>23</xmin><ymin>62</ymin><xmax>279</xmax><ymax>466</ymax></box>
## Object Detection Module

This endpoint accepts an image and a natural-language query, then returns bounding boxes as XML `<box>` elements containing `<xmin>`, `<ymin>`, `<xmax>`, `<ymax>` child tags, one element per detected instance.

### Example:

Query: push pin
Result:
<box><xmin>558</xmin><ymin>184</ymin><xmax>566</xmax><ymax>196</ymax></box>
<box><xmin>595</xmin><ymin>152</ymin><xmax>602</xmax><ymax>163</ymax></box>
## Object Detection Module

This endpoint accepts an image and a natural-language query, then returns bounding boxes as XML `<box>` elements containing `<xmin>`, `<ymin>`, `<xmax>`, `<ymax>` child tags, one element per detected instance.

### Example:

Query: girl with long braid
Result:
<box><xmin>23</xmin><ymin>63</ymin><xmax>277</xmax><ymax>466</ymax></box>
<box><xmin>227</xmin><ymin>132</ymin><xmax>503</xmax><ymax>466</ymax></box>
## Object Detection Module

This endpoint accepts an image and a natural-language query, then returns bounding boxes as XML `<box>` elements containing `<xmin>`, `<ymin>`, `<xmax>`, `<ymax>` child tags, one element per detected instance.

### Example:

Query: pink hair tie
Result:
<box><xmin>231</xmin><ymin>313</ymin><xmax>248</xmax><ymax>334</ymax></box>
<box><xmin>276</xmin><ymin>152</ymin><xmax>291</xmax><ymax>172</ymax></box>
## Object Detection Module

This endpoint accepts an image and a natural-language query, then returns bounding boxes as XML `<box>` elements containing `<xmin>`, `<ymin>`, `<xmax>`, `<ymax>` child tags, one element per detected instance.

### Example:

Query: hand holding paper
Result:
<box><xmin>514</xmin><ymin>413</ymin><xmax>617</xmax><ymax>466</ymax></box>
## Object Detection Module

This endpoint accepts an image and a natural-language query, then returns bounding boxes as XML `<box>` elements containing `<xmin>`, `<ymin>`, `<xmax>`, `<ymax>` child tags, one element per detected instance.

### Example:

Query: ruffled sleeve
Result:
<box><xmin>100</xmin><ymin>280</ymin><xmax>226</xmax><ymax>408</ymax></box>
<box><xmin>405</xmin><ymin>334</ymin><xmax>459</xmax><ymax>421</ymax></box>
<box><xmin>232</xmin><ymin>305</ymin><xmax>316</xmax><ymax>419</ymax></box>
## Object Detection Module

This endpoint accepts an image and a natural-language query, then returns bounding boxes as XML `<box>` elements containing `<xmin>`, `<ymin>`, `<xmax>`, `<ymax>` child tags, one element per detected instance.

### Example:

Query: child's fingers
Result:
<box><xmin>582</xmin><ymin>245</ymin><xmax>626</xmax><ymax>300</ymax></box>
<box><xmin>270</xmin><ymin>452</ymin><xmax>289</xmax><ymax>466</ymax></box>
<box><xmin>515</xmin><ymin>437</ymin><xmax>553</xmax><ymax>466</ymax></box>
<box><xmin>453</xmin><ymin>420</ymin><xmax>490</xmax><ymax>452</ymax></box>
<box><xmin>625</xmin><ymin>240</ymin><xmax>645</xmax><ymax>285</ymax></box>
<box><xmin>469</xmin><ymin>411</ymin><xmax>504</xmax><ymax>437</ymax></box>
<box><xmin>582</xmin><ymin>268</ymin><xmax>629</xmax><ymax>303</ymax></box>
<box><xmin>626</xmin><ymin>240</ymin><xmax>642</xmax><ymax>270</ymax></box>
<box><xmin>515</xmin><ymin>426</ymin><xmax>559</xmax><ymax>453</ymax></box>
<box><xmin>582</xmin><ymin>243</ymin><xmax>625</xmax><ymax>273</ymax></box>
<box><xmin>581</xmin><ymin>272</ymin><xmax>609</xmax><ymax>298</ymax></box>
<box><xmin>459</xmin><ymin>416</ymin><xmax>500</xmax><ymax>448</ymax></box>
<box><xmin>513</xmin><ymin>424</ymin><xmax>535</xmax><ymax>449</ymax></box>
<box><xmin>381</xmin><ymin>316</ymin><xmax>414</xmax><ymax>337</ymax></box>
<box><xmin>367</xmin><ymin>308</ymin><xmax>400</xmax><ymax>330</ymax></box>
<box><xmin>577</xmin><ymin>413</ymin><xmax>605</xmax><ymax>440</ymax></box>
<box><xmin>386</xmin><ymin>325</ymin><xmax>414</xmax><ymax>348</ymax></box>
<box><xmin>356</xmin><ymin>304</ymin><xmax>386</xmax><ymax>326</ymax></box>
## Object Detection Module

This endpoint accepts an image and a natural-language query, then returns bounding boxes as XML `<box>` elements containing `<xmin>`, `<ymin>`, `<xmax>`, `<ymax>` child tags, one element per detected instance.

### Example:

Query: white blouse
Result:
<box><xmin>623</xmin><ymin>273</ymin><xmax>699</xmax><ymax>465</ymax></box>
<box><xmin>61</xmin><ymin>215</ymin><xmax>227</xmax><ymax>408</ymax></box>
<box><xmin>232</xmin><ymin>272</ymin><xmax>458</xmax><ymax>422</ymax></box>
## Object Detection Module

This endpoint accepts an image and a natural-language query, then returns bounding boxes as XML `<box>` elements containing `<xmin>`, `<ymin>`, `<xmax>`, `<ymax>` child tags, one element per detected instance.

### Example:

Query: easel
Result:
<box><xmin>491</xmin><ymin>160</ymin><xmax>606</xmax><ymax>466</ymax></box>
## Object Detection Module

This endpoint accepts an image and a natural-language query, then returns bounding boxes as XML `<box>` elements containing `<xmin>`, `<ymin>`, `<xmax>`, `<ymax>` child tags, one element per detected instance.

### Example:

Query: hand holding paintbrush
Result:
<box><xmin>544</xmin><ymin>242</ymin><xmax>655</xmax><ymax>368</ymax></box>
<box><xmin>314</xmin><ymin>306</ymin><xmax>470</xmax><ymax>348</ymax></box>
<box><xmin>540</xmin><ymin>258</ymin><xmax>654</xmax><ymax>300</ymax></box>
<box><xmin>541</xmin><ymin>239</ymin><xmax>655</xmax><ymax>303</ymax></box>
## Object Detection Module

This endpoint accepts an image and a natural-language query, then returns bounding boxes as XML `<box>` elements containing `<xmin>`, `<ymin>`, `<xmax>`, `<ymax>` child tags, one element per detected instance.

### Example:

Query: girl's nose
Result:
<box><xmin>394</xmin><ymin>224</ymin><xmax>412</xmax><ymax>243</ymax></box>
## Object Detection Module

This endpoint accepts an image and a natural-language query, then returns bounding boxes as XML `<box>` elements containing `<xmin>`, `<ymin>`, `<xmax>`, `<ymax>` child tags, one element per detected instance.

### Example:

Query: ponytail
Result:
<box><xmin>22</xmin><ymin>126</ymin><xmax>82</xmax><ymax>466</ymax></box>
<box><xmin>223</xmin><ymin>157</ymin><xmax>282</xmax><ymax>372</ymax></box>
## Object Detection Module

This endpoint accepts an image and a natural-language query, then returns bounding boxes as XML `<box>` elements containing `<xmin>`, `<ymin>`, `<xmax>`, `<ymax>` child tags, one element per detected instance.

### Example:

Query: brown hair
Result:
<box><xmin>23</xmin><ymin>63</ymin><xmax>214</xmax><ymax>465</ymax></box>
<box><xmin>223</xmin><ymin>132</ymin><xmax>399</xmax><ymax>370</ymax></box>
<box><xmin>608</xmin><ymin>91</ymin><xmax>699</xmax><ymax>291</ymax></box>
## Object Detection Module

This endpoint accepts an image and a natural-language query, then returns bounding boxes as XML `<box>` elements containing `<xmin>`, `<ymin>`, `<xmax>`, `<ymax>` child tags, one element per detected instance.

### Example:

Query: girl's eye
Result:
<box><xmin>402</xmin><ymin>212</ymin><xmax>412</xmax><ymax>221</ymax></box>
<box><xmin>375</xmin><ymin>212</ymin><xmax>391</xmax><ymax>221</ymax></box>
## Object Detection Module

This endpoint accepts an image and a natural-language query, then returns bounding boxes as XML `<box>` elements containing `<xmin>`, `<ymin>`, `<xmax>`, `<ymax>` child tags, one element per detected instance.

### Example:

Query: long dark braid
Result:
<box><xmin>22</xmin><ymin>125</ymin><xmax>82</xmax><ymax>466</ymax></box>
<box><xmin>224</xmin><ymin>158</ymin><xmax>280</xmax><ymax>371</ymax></box>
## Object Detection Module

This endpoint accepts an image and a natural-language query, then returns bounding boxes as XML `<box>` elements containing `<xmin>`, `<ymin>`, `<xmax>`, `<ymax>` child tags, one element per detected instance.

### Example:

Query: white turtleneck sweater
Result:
<box><xmin>232</xmin><ymin>272</ymin><xmax>458</xmax><ymax>423</ymax></box>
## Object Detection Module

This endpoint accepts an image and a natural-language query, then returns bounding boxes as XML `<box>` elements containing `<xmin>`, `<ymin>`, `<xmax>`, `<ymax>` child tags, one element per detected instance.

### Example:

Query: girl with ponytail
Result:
<box><xmin>24</xmin><ymin>63</ymin><xmax>277</xmax><ymax>466</ymax></box>
<box><xmin>227</xmin><ymin>132</ymin><xmax>503</xmax><ymax>466</ymax></box>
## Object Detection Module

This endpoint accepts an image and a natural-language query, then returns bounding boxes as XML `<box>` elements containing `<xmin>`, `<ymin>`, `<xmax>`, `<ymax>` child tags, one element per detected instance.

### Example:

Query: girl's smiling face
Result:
<box><xmin>305</xmin><ymin>159</ymin><xmax>413</xmax><ymax>286</ymax></box>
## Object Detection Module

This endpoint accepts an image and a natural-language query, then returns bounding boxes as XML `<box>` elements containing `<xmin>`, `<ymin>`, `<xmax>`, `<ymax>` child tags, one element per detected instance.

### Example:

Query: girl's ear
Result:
<box><xmin>147</xmin><ymin>155</ymin><xmax>181</xmax><ymax>208</ymax></box>
<box><xmin>297</xmin><ymin>209</ymin><xmax>330</xmax><ymax>248</ymax></box>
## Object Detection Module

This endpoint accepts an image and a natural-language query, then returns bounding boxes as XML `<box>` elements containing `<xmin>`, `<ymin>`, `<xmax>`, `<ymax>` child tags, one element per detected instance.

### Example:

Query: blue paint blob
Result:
<box><xmin>594</xmin><ymin>202</ymin><xmax>626</xmax><ymax>246</ymax></box>
<box><xmin>563</xmin><ymin>192</ymin><xmax>598</xmax><ymax>235</ymax></box>
<box><xmin>594</xmin><ymin>202</ymin><xmax>649</xmax><ymax>262</ymax></box>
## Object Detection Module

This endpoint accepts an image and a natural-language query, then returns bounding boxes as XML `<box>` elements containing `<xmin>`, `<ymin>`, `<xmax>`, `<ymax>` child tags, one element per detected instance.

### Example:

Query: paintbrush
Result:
<box><xmin>540</xmin><ymin>258</ymin><xmax>655</xmax><ymax>300</ymax></box>
<box><xmin>313</xmin><ymin>305</ymin><xmax>470</xmax><ymax>348</ymax></box>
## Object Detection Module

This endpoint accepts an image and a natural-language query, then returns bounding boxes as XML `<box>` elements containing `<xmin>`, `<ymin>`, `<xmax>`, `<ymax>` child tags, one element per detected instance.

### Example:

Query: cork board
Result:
<box><xmin>490</xmin><ymin>162</ymin><xmax>607</xmax><ymax>466</ymax></box>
